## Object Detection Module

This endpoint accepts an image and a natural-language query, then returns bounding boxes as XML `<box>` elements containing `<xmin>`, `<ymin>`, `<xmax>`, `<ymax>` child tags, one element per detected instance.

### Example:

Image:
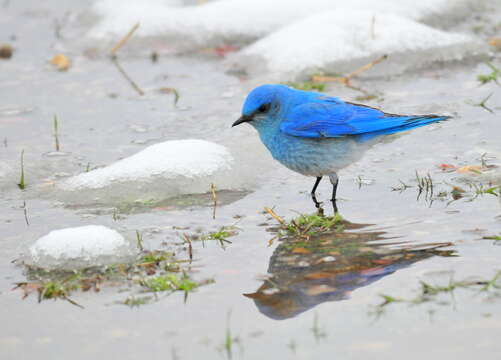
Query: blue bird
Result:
<box><xmin>232</xmin><ymin>84</ymin><xmax>449</xmax><ymax>212</ymax></box>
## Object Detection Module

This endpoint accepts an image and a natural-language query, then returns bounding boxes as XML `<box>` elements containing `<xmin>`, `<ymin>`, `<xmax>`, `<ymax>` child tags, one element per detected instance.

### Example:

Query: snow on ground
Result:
<box><xmin>88</xmin><ymin>0</ymin><xmax>485</xmax><ymax>44</ymax></box>
<box><xmin>232</xmin><ymin>10</ymin><xmax>481</xmax><ymax>80</ymax></box>
<box><xmin>29</xmin><ymin>225</ymin><xmax>136</xmax><ymax>270</ymax></box>
<box><xmin>57</xmin><ymin>139</ymin><xmax>235</xmax><ymax>205</ymax></box>
<box><xmin>86</xmin><ymin>0</ymin><xmax>488</xmax><ymax>78</ymax></box>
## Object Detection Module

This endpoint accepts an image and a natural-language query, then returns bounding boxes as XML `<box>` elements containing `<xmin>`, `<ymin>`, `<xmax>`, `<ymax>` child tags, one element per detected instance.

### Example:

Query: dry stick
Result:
<box><xmin>53</xmin><ymin>115</ymin><xmax>60</xmax><ymax>151</ymax></box>
<box><xmin>17</xmin><ymin>149</ymin><xmax>25</xmax><ymax>190</ymax></box>
<box><xmin>110</xmin><ymin>22</ymin><xmax>140</xmax><ymax>56</ymax></box>
<box><xmin>264</xmin><ymin>207</ymin><xmax>285</xmax><ymax>225</ymax></box>
<box><xmin>210</xmin><ymin>183</ymin><xmax>217</xmax><ymax>220</ymax></box>
<box><xmin>312</xmin><ymin>54</ymin><xmax>388</xmax><ymax>86</ymax></box>
<box><xmin>22</xmin><ymin>200</ymin><xmax>29</xmax><ymax>226</ymax></box>
<box><xmin>109</xmin><ymin>23</ymin><xmax>145</xmax><ymax>96</ymax></box>
<box><xmin>183</xmin><ymin>233</ymin><xmax>193</xmax><ymax>262</ymax></box>
<box><xmin>111</xmin><ymin>59</ymin><xmax>145</xmax><ymax>96</ymax></box>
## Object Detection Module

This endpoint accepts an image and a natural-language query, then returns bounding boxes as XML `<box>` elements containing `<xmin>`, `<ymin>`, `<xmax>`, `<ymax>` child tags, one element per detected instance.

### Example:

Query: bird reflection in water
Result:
<box><xmin>244</xmin><ymin>221</ymin><xmax>456</xmax><ymax>320</ymax></box>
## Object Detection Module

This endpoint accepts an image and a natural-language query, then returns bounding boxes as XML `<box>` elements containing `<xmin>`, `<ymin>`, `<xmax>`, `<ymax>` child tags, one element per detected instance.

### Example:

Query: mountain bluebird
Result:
<box><xmin>232</xmin><ymin>84</ymin><xmax>449</xmax><ymax>212</ymax></box>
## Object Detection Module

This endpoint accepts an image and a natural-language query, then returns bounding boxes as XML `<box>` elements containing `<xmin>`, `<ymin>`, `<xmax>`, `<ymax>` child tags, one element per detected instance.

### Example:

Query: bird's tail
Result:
<box><xmin>356</xmin><ymin>115</ymin><xmax>450</xmax><ymax>142</ymax></box>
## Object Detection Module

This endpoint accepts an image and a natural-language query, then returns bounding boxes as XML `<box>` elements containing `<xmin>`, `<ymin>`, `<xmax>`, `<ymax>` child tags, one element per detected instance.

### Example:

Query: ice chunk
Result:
<box><xmin>232</xmin><ymin>11</ymin><xmax>482</xmax><ymax>80</ymax></box>
<box><xmin>88</xmin><ymin>0</ymin><xmax>486</xmax><ymax>50</ymax></box>
<box><xmin>29</xmin><ymin>225</ymin><xmax>136</xmax><ymax>270</ymax></box>
<box><xmin>57</xmin><ymin>139</ymin><xmax>234</xmax><ymax>205</ymax></box>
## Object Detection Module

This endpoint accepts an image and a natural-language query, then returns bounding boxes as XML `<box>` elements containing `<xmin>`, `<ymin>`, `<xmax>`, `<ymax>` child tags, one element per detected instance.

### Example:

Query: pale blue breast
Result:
<box><xmin>259</xmin><ymin>129</ymin><xmax>371</xmax><ymax>177</ymax></box>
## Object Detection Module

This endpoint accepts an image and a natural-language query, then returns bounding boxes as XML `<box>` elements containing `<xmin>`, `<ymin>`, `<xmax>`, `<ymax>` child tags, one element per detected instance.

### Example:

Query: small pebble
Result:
<box><xmin>0</xmin><ymin>44</ymin><xmax>13</xmax><ymax>59</ymax></box>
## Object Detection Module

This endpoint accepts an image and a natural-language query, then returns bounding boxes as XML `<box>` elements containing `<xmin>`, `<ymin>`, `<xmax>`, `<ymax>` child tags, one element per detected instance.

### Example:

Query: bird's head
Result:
<box><xmin>232</xmin><ymin>84</ymin><xmax>290</xmax><ymax>131</ymax></box>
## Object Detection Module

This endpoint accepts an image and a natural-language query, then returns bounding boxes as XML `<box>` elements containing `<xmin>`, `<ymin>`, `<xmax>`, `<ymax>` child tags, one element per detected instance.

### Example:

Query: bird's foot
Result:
<box><xmin>311</xmin><ymin>195</ymin><xmax>325</xmax><ymax>216</ymax></box>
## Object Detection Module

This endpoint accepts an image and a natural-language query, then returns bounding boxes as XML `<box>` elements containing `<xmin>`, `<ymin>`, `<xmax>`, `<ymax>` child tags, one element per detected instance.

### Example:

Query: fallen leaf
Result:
<box><xmin>213</xmin><ymin>44</ymin><xmax>238</xmax><ymax>57</ymax></box>
<box><xmin>291</xmin><ymin>247</ymin><xmax>310</xmax><ymax>254</ymax></box>
<box><xmin>488</xmin><ymin>37</ymin><xmax>501</xmax><ymax>51</ymax></box>
<box><xmin>438</xmin><ymin>163</ymin><xmax>457</xmax><ymax>171</ymax></box>
<box><xmin>0</xmin><ymin>44</ymin><xmax>13</xmax><ymax>59</ymax></box>
<box><xmin>451</xmin><ymin>185</ymin><xmax>466</xmax><ymax>193</ymax></box>
<box><xmin>158</xmin><ymin>87</ymin><xmax>179</xmax><ymax>105</ymax></box>
<box><xmin>457</xmin><ymin>165</ymin><xmax>482</xmax><ymax>174</ymax></box>
<box><xmin>50</xmin><ymin>54</ymin><xmax>71</xmax><ymax>71</ymax></box>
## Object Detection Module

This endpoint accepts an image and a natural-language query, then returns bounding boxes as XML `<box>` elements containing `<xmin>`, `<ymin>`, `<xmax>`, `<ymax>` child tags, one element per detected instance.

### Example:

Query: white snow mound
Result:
<box><xmin>57</xmin><ymin>139</ymin><xmax>235</xmax><ymax>204</ymax></box>
<box><xmin>29</xmin><ymin>225</ymin><xmax>135</xmax><ymax>270</ymax></box>
<box><xmin>233</xmin><ymin>11</ymin><xmax>481</xmax><ymax>80</ymax></box>
<box><xmin>88</xmin><ymin>0</ymin><xmax>486</xmax><ymax>49</ymax></box>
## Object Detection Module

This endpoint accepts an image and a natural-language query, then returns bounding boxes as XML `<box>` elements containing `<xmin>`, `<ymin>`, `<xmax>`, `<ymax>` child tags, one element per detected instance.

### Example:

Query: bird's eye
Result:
<box><xmin>258</xmin><ymin>103</ymin><xmax>271</xmax><ymax>113</ymax></box>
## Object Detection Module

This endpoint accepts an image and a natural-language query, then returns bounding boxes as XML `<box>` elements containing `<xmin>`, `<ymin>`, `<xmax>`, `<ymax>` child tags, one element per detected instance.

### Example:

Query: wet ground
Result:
<box><xmin>1</xmin><ymin>1</ymin><xmax>501</xmax><ymax>359</ymax></box>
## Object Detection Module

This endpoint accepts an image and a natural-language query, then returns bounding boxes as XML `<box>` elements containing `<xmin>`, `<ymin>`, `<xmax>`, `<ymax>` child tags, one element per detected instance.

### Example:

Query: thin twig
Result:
<box><xmin>111</xmin><ymin>58</ymin><xmax>145</xmax><ymax>96</ymax></box>
<box><xmin>183</xmin><ymin>233</ymin><xmax>193</xmax><ymax>262</ymax></box>
<box><xmin>109</xmin><ymin>22</ymin><xmax>144</xmax><ymax>96</ymax></box>
<box><xmin>312</xmin><ymin>54</ymin><xmax>388</xmax><ymax>86</ymax></box>
<box><xmin>210</xmin><ymin>183</ymin><xmax>217</xmax><ymax>220</ymax></box>
<box><xmin>53</xmin><ymin>115</ymin><xmax>60</xmax><ymax>151</ymax></box>
<box><xmin>17</xmin><ymin>149</ymin><xmax>25</xmax><ymax>190</ymax></box>
<box><xmin>264</xmin><ymin>207</ymin><xmax>285</xmax><ymax>225</ymax></box>
<box><xmin>110</xmin><ymin>22</ymin><xmax>140</xmax><ymax>56</ymax></box>
<box><xmin>22</xmin><ymin>200</ymin><xmax>29</xmax><ymax>226</ymax></box>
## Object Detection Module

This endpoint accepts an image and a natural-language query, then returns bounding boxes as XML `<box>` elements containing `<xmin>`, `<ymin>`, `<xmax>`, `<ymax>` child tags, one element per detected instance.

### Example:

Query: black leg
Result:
<box><xmin>310</xmin><ymin>177</ymin><xmax>322</xmax><ymax>207</ymax></box>
<box><xmin>331</xmin><ymin>177</ymin><xmax>339</xmax><ymax>214</ymax></box>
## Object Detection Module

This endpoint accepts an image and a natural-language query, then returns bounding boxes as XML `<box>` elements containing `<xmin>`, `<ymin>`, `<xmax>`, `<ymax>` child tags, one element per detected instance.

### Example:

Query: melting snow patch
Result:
<box><xmin>57</xmin><ymin>139</ymin><xmax>234</xmax><ymax>205</ymax></box>
<box><xmin>233</xmin><ymin>11</ymin><xmax>481</xmax><ymax>80</ymax></box>
<box><xmin>88</xmin><ymin>0</ymin><xmax>486</xmax><ymax>50</ymax></box>
<box><xmin>29</xmin><ymin>225</ymin><xmax>136</xmax><ymax>270</ymax></box>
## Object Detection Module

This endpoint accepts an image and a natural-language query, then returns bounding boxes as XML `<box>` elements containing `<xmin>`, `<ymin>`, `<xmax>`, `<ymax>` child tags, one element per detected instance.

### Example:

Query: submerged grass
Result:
<box><xmin>186</xmin><ymin>226</ymin><xmax>239</xmax><ymax>249</ymax></box>
<box><xmin>219</xmin><ymin>310</ymin><xmax>241</xmax><ymax>360</ymax></box>
<box><xmin>372</xmin><ymin>271</ymin><xmax>501</xmax><ymax>317</ymax></box>
<box><xmin>15</xmin><ymin>245</ymin><xmax>213</xmax><ymax>307</ymax></box>
<box><xmin>141</xmin><ymin>272</ymin><xmax>199</xmax><ymax>293</ymax></box>
<box><xmin>477</xmin><ymin>62</ymin><xmax>500</xmax><ymax>85</ymax></box>
<box><xmin>392</xmin><ymin>167</ymin><xmax>500</xmax><ymax>206</ymax></box>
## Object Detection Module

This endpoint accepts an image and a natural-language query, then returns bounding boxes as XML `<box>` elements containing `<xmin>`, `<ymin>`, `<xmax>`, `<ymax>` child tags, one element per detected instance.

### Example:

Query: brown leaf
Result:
<box><xmin>50</xmin><ymin>54</ymin><xmax>71</xmax><ymax>71</ymax></box>
<box><xmin>291</xmin><ymin>247</ymin><xmax>310</xmax><ymax>254</ymax></box>
<box><xmin>457</xmin><ymin>165</ymin><xmax>482</xmax><ymax>174</ymax></box>
<box><xmin>489</xmin><ymin>37</ymin><xmax>501</xmax><ymax>51</ymax></box>
<box><xmin>0</xmin><ymin>44</ymin><xmax>13</xmax><ymax>59</ymax></box>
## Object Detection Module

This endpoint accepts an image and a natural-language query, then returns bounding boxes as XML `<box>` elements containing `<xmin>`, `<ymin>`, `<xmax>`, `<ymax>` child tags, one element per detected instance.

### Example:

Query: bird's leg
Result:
<box><xmin>310</xmin><ymin>176</ymin><xmax>324</xmax><ymax>214</ymax></box>
<box><xmin>329</xmin><ymin>173</ymin><xmax>339</xmax><ymax>214</ymax></box>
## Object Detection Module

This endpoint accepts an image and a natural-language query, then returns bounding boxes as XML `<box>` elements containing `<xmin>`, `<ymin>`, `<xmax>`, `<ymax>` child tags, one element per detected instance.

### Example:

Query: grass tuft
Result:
<box><xmin>141</xmin><ymin>273</ymin><xmax>199</xmax><ymax>293</ymax></box>
<box><xmin>266</xmin><ymin>207</ymin><xmax>344</xmax><ymax>238</ymax></box>
<box><xmin>477</xmin><ymin>62</ymin><xmax>500</xmax><ymax>85</ymax></box>
<box><xmin>17</xmin><ymin>149</ymin><xmax>25</xmax><ymax>190</ymax></box>
<box><xmin>284</xmin><ymin>81</ymin><xmax>326</xmax><ymax>92</ymax></box>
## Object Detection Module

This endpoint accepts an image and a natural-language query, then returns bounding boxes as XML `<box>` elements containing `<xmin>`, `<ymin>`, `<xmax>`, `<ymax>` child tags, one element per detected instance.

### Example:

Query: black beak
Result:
<box><xmin>232</xmin><ymin>115</ymin><xmax>252</xmax><ymax>127</ymax></box>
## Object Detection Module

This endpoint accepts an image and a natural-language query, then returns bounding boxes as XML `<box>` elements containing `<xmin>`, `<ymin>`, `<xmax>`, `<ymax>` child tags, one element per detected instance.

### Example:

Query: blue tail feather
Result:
<box><xmin>355</xmin><ymin>115</ymin><xmax>450</xmax><ymax>142</ymax></box>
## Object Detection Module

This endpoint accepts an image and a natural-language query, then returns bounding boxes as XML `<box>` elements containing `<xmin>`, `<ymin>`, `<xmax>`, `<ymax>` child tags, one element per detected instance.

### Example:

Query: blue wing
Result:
<box><xmin>280</xmin><ymin>96</ymin><xmax>449</xmax><ymax>142</ymax></box>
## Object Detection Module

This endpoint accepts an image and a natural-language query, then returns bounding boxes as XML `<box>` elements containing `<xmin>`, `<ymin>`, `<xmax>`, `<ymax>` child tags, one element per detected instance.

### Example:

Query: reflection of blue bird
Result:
<box><xmin>232</xmin><ymin>84</ymin><xmax>449</xmax><ymax>212</ymax></box>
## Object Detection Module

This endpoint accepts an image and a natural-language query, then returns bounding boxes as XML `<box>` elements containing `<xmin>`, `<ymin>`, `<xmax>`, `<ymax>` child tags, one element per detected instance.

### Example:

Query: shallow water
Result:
<box><xmin>1</xmin><ymin>1</ymin><xmax>501</xmax><ymax>359</ymax></box>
